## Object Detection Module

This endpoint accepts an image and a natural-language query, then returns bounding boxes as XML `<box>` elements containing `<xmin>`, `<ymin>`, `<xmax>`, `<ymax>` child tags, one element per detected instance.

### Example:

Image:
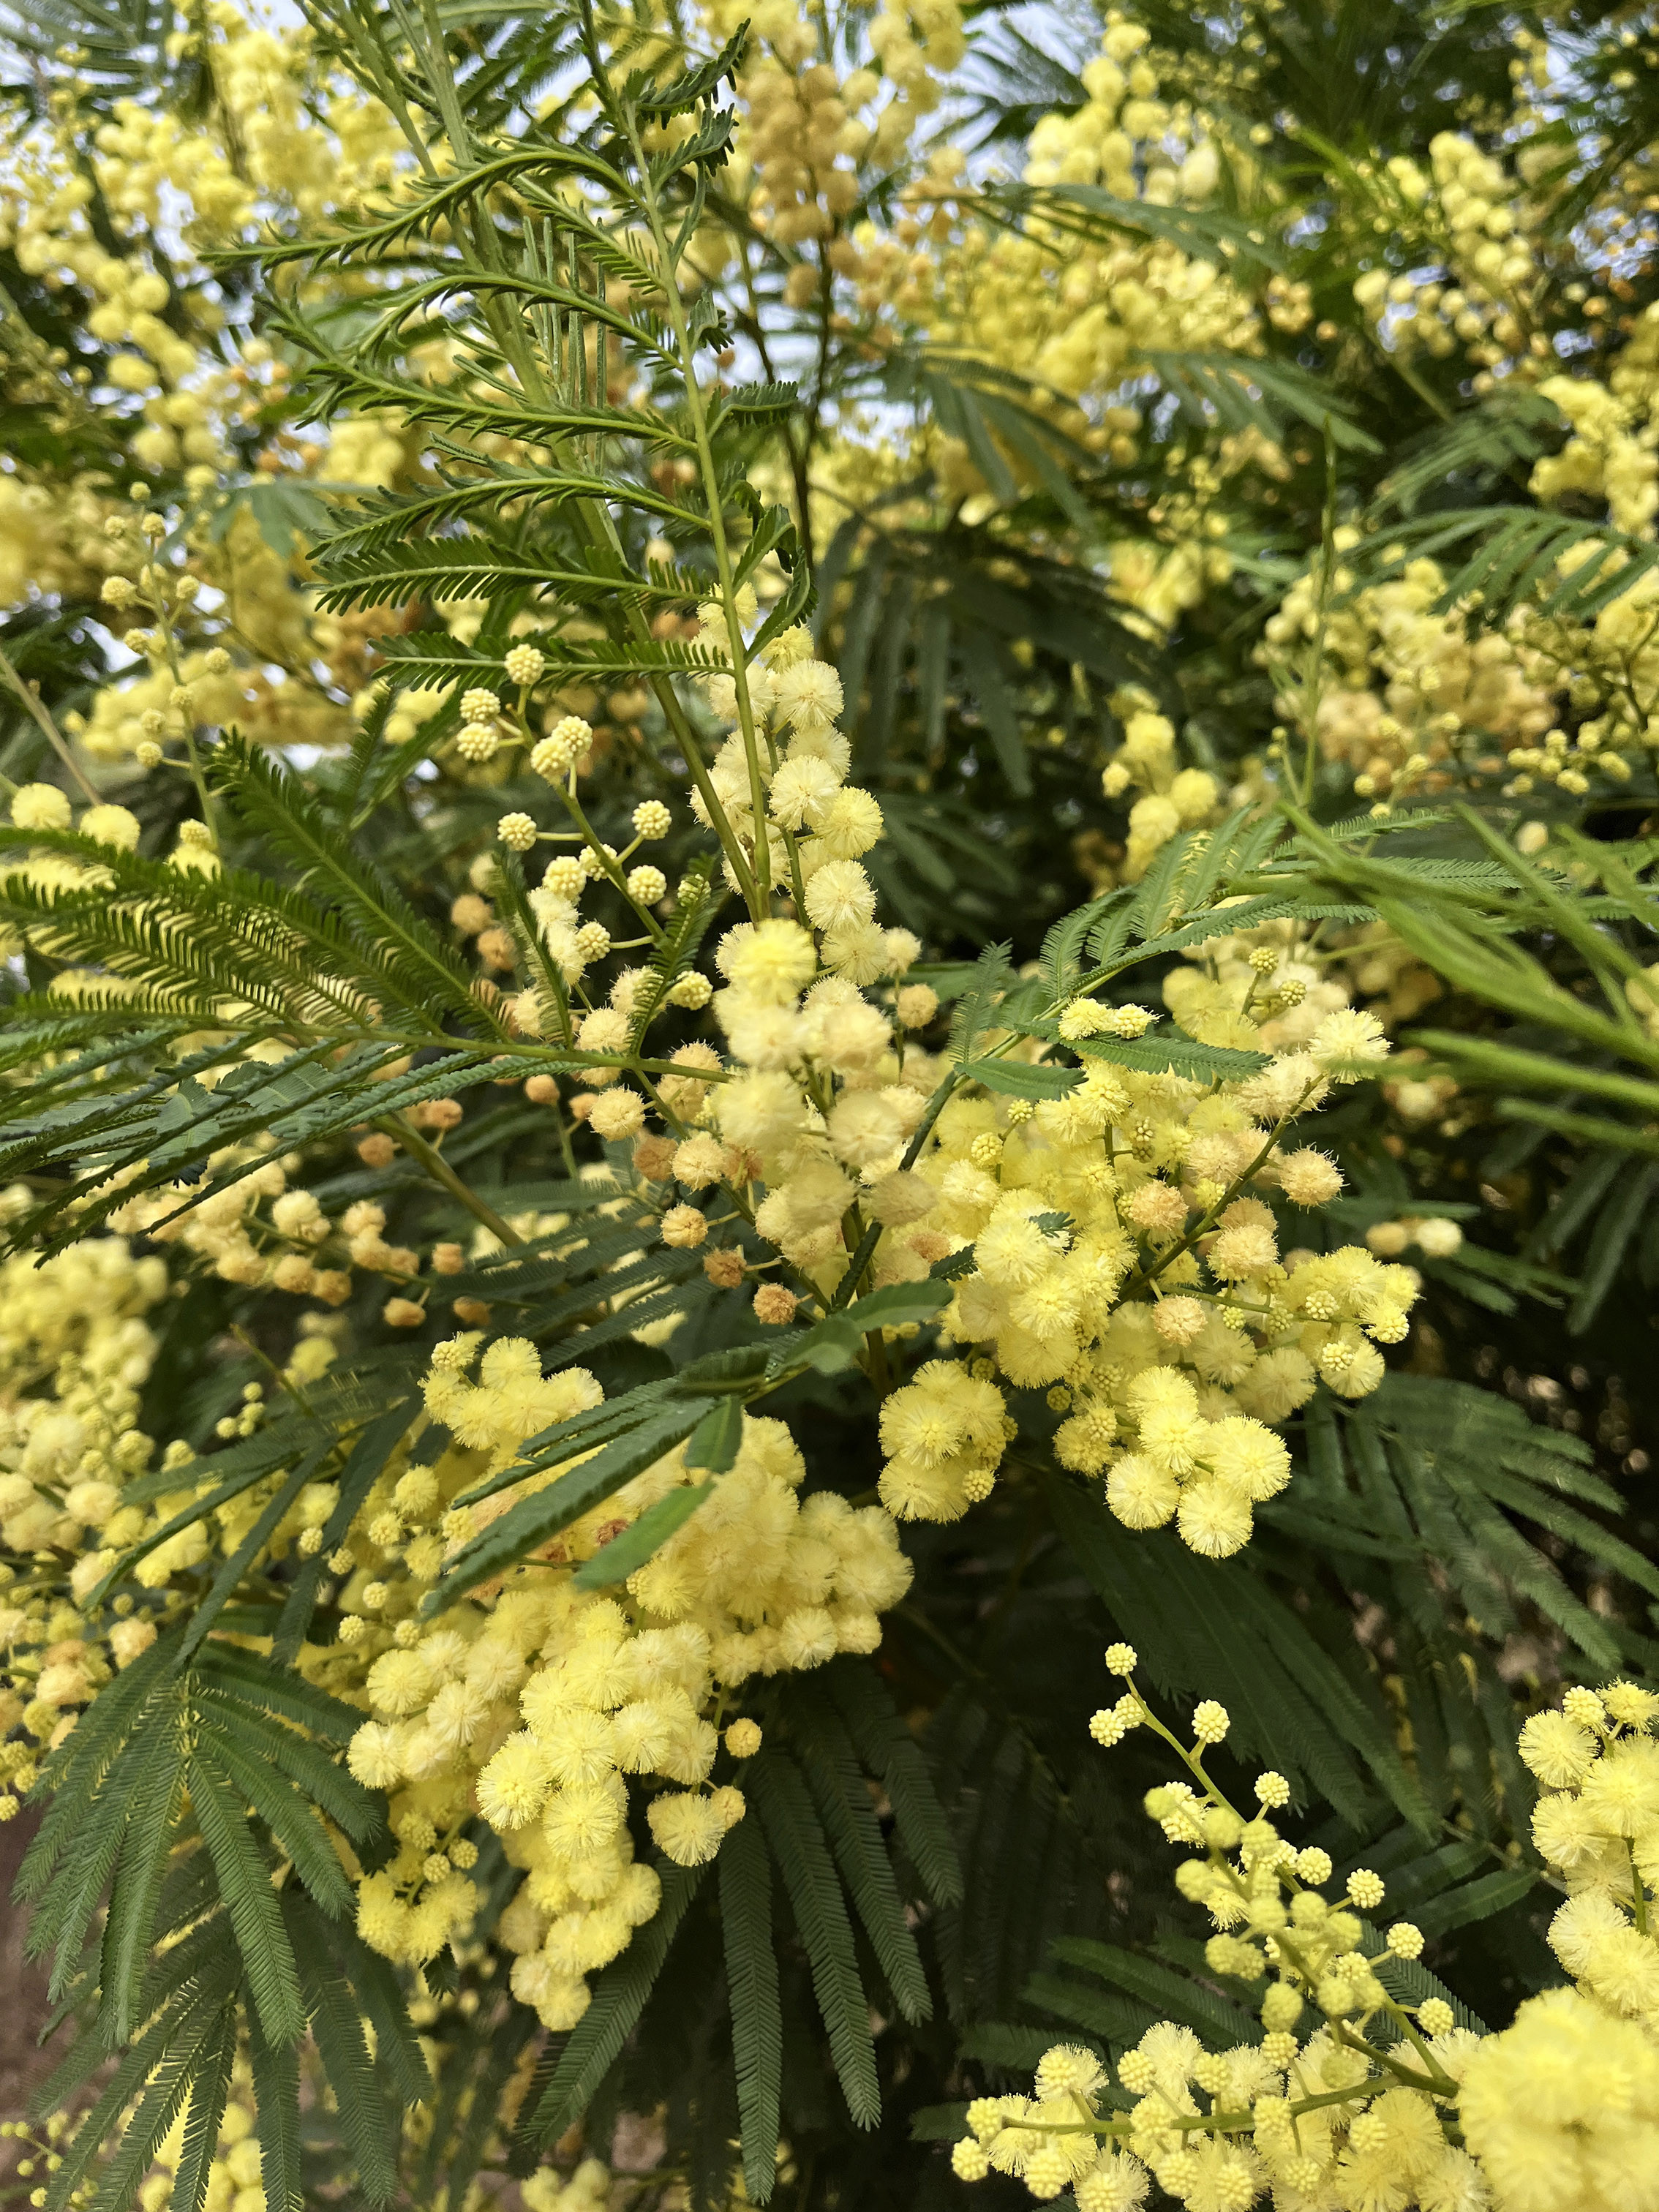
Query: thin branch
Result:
<box><xmin>0</xmin><ymin>648</ymin><xmax>99</xmax><ymax>803</ymax></box>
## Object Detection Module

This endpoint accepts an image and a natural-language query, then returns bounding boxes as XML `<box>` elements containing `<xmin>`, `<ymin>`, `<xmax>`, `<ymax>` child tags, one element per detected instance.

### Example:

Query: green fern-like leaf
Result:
<box><xmin>718</xmin><ymin>1820</ymin><xmax>783</xmax><ymax>2204</ymax></box>
<box><xmin>748</xmin><ymin>1750</ymin><xmax>880</xmax><ymax>2128</ymax></box>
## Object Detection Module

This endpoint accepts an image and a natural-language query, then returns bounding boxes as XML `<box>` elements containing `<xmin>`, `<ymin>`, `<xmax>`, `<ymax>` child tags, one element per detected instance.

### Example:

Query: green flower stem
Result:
<box><xmin>830</xmin><ymin>1068</ymin><xmax>964</xmax><ymax>1309</ymax></box>
<box><xmin>554</xmin><ymin>779</ymin><xmax>666</xmax><ymax>944</ymax></box>
<box><xmin>1124</xmin><ymin>1083</ymin><xmax>1323</xmax><ymax>1295</ymax></box>
<box><xmin>1131</xmin><ymin>1682</ymin><xmax>1459</xmax><ymax>2100</ymax></box>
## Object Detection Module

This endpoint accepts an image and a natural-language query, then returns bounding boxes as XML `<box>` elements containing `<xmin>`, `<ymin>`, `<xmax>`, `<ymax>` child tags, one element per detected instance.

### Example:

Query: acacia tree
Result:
<box><xmin>1</xmin><ymin>2</ymin><xmax>1658</xmax><ymax>2209</ymax></box>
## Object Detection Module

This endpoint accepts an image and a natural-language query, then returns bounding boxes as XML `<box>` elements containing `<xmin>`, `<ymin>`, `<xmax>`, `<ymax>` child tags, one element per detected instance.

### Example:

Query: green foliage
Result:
<box><xmin>20</xmin><ymin>1631</ymin><xmax>421</xmax><ymax>2212</ymax></box>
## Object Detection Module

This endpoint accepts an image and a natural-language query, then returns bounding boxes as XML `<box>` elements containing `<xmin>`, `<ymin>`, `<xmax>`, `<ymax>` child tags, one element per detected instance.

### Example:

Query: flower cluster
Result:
<box><xmin>107</xmin><ymin>1177</ymin><xmax>424</xmax><ymax>1316</ymax></box>
<box><xmin>0</xmin><ymin>0</ymin><xmax>407</xmax><ymax>788</ymax></box>
<box><xmin>407</xmin><ymin>591</ymin><xmax>1415</xmax><ymax>1574</ymax></box>
<box><xmin>843</xmin><ymin>15</ymin><xmax>1263</xmax><ymax>629</ymax></box>
<box><xmin>1265</xmin><ymin>286</ymin><xmax>1659</xmax><ymax>813</ymax></box>
<box><xmin>705</xmin><ymin>0</ymin><xmax>964</xmax><ymax>289</ymax></box>
<box><xmin>1263</xmin><ymin>546</ymin><xmax>1560</xmax><ymax>803</ymax></box>
<box><xmin>339</xmin><ymin>1353</ymin><xmax>911</xmax><ymax>2029</ymax></box>
<box><xmin>1350</xmin><ymin>123</ymin><xmax>1553</xmax><ymax>373</ymax></box>
<box><xmin>1508</xmin><ymin>1679</ymin><xmax>1659</xmax><ymax>2027</ymax></box>
<box><xmin>956</xmin><ymin>1661</ymin><xmax>1659</xmax><ymax>2212</ymax></box>
<box><xmin>1097</xmin><ymin>707</ymin><xmax>1226</xmax><ymax>880</ymax></box>
<box><xmin>865</xmin><ymin>988</ymin><xmax>1407</xmax><ymax>1548</ymax></box>
<box><xmin>1459</xmin><ymin>1988</ymin><xmax>1659</xmax><ymax>2212</ymax></box>
<box><xmin>0</xmin><ymin>1225</ymin><xmax>169</xmax><ymax>1813</ymax></box>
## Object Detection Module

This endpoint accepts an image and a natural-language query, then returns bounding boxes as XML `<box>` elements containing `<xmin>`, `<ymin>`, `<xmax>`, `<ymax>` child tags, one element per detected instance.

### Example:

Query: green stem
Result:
<box><xmin>139</xmin><ymin>557</ymin><xmax>223</xmax><ymax>843</ymax></box>
<box><xmin>0</xmin><ymin>646</ymin><xmax>99</xmax><ymax>804</ymax></box>
<box><xmin>413</xmin><ymin>0</ymin><xmax>474</xmax><ymax>160</ymax></box>
<box><xmin>381</xmin><ymin>1118</ymin><xmax>526</xmax><ymax>1246</ymax></box>
<box><xmin>1630</xmin><ymin>1840</ymin><xmax>1650</xmax><ymax>1935</ymax></box>
<box><xmin>1124</xmin><ymin>1085</ymin><xmax>1321</xmax><ymax>1295</ymax></box>
<box><xmin>628</xmin><ymin>110</ymin><xmax>774</xmax><ymax>914</ymax></box>
<box><xmin>555</xmin><ymin>780</ymin><xmax>666</xmax><ymax>941</ymax></box>
<box><xmin>1330</xmin><ymin>2020</ymin><xmax>1453</xmax><ymax>2098</ymax></box>
<box><xmin>830</xmin><ymin>1069</ymin><xmax>963</xmax><ymax>1308</ymax></box>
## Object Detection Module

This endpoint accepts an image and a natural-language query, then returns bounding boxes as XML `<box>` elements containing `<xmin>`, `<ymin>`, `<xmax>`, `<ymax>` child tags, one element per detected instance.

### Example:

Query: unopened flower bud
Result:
<box><xmin>502</xmin><ymin>644</ymin><xmax>545</xmax><ymax>689</ymax></box>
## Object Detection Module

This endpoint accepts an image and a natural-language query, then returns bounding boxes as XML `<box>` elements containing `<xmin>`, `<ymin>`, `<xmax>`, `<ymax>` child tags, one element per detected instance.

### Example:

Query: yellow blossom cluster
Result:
<box><xmin>0</xmin><ymin>474</ymin><xmax>134</xmax><ymax>612</ymax></box>
<box><xmin>956</xmin><ymin>1660</ymin><xmax>1659</xmax><ymax>2212</ymax></box>
<box><xmin>0</xmin><ymin>1224</ymin><xmax>169</xmax><ymax>1810</ymax></box>
<box><xmin>462</xmin><ymin>612</ymin><xmax>915</xmax><ymax>1039</ymax></box>
<box><xmin>4</xmin><ymin>20</ymin><xmax>1600</xmax><ymax>2197</ymax></box>
<box><xmin>61</xmin><ymin>2</ymin><xmax>399</xmax><ymax>253</ymax></box>
<box><xmin>1511</xmin><ymin>1680</ymin><xmax>1659</xmax><ymax>2028</ymax></box>
<box><xmin>704</xmin><ymin>0</ymin><xmax>963</xmax><ymax>281</ymax></box>
<box><xmin>89</xmin><ymin>4</ymin><xmax>401</xmax><ymax>238</ymax></box>
<box><xmin>455</xmin><ymin>601</ymin><xmax>1420</xmax><ymax>1560</ymax></box>
<box><xmin>1532</xmin><ymin>334</ymin><xmax>1659</xmax><ymax>537</ymax></box>
<box><xmin>1163</xmin><ymin>900</ymin><xmax>1444</xmax><ymax>1085</ymax></box>
<box><xmin>0</xmin><ymin>0</ymin><xmax>407</xmax><ymax>786</ymax></box>
<box><xmin>437</xmin><ymin>599</ymin><xmax>1413</xmax><ymax>1566</ymax></box>
<box><xmin>0</xmin><ymin>1205</ymin><xmax>362</xmax><ymax>1812</ymax></box>
<box><xmin>783</xmin><ymin>12</ymin><xmax>1265</xmax><ymax>623</ymax></box>
<box><xmin>1265</xmin><ymin>504</ymin><xmax>1659</xmax><ymax>803</ymax></box>
<box><xmin>1265</xmin><ymin>178</ymin><xmax>1659</xmax><ymax>807</ymax></box>
<box><xmin>521</xmin><ymin>2161</ymin><xmax>614</xmax><ymax>2212</ymax></box>
<box><xmin>1351</xmin><ymin>125</ymin><xmax>1557</xmax><ymax>372</ymax></box>
<box><xmin>1460</xmin><ymin>1986</ymin><xmax>1659</xmax><ymax>2212</ymax></box>
<box><xmin>340</xmin><ymin>1360</ymin><xmax>911</xmax><ymax>2030</ymax></box>
<box><xmin>1263</xmin><ymin>543</ymin><xmax>1560</xmax><ymax>800</ymax></box>
<box><xmin>946</xmin><ymin>16</ymin><xmax>1250</xmax><ymax>417</ymax></box>
<box><xmin>1098</xmin><ymin>705</ymin><xmax>1226</xmax><ymax>878</ymax></box>
<box><xmin>865</xmin><ymin>1005</ymin><xmax>1405</xmax><ymax>1548</ymax></box>
<box><xmin>50</xmin><ymin>466</ymin><xmax>364</xmax><ymax>776</ymax></box>
<box><xmin>106</xmin><ymin>1170</ymin><xmax>439</xmax><ymax>1314</ymax></box>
